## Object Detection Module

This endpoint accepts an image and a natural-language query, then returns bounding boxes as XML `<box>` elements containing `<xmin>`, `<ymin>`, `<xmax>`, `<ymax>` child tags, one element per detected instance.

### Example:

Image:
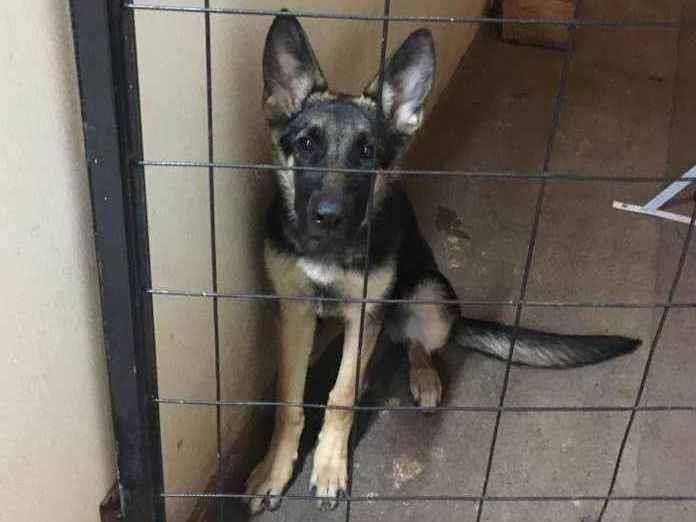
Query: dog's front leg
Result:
<box><xmin>246</xmin><ymin>303</ymin><xmax>316</xmax><ymax>513</ymax></box>
<box><xmin>310</xmin><ymin>310</ymin><xmax>380</xmax><ymax>510</ymax></box>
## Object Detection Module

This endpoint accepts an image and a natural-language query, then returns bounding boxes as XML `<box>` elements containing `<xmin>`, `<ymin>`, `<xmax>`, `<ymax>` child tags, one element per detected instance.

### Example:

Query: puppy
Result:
<box><xmin>245</xmin><ymin>14</ymin><xmax>640</xmax><ymax>514</ymax></box>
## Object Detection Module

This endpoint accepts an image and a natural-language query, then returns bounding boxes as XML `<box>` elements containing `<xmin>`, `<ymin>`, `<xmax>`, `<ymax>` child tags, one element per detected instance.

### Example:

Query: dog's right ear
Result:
<box><xmin>263</xmin><ymin>15</ymin><xmax>327</xmax><ymax>123</ymax></box>
<box><xmin>363</xmin><ymin>29</ymin><xmax>435</xmax><ymax>136</ymax></box>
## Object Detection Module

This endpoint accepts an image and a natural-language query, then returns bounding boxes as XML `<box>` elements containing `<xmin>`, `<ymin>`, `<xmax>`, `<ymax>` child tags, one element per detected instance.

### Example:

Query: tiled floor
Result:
<box><xmin>237</xmin><ymin>2</ymin><xmax>696</xmax><ymax>520</ymax></box>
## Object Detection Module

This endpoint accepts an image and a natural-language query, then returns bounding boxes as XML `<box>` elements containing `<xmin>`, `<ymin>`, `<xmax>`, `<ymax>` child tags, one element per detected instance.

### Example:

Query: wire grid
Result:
<box><xmin>126</xmin><ymin>1</ymin><xmax>696</xmax><ymax>519</ymax></box>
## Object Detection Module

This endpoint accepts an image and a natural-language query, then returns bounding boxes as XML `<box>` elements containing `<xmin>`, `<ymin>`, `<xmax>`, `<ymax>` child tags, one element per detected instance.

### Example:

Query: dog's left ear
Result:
<box><xmin>364</xmin><ymin>28</ymin><xmax>435</xmax><ymax>135</ymax></box>
<box><xmin>263</xmin><ymin>15</ymin><xmax>327</xmax><ymax>122</ymax></box>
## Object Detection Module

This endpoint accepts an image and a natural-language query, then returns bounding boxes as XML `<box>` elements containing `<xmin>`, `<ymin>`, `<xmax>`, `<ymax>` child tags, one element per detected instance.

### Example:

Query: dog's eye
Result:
<box><xmin>296</xmin><ymin>136</ymin><xmax>314</xmax><ymax>154</ymax></box>
<box><xmin>360</xmin><ymin>143</ymin><xmax>375</xmax><ymax>160</ymax></box>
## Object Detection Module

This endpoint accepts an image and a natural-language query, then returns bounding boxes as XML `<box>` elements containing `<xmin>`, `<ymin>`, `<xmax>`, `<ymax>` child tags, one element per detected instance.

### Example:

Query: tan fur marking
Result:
<box><xmin>259</xmin><ymin>248</ymin><xmax>395</xmax><ymax>509</ymax></box>
<box><xmin>306</xmin><ymin>90</ymin><xmax>338</xmax><ymax>104</ymax></box>
<box><xmin>311</xmin><ymin>313</ymin><xmax>381</xmax><ymax>505</ymax></box>
<box><xmin>265</xmin><ymin>242</ymin><xmax>308</xmax><ymax>296</ymax></box>
<box><xmin>372</xmin><ymin>172</ymin><xmax>396</xmax><ymax>210</ymax></box>
<box><xmin>353</xmin><ymin>94</ymin><xmax>378</xmax><ymax>109</ymax></box>
<box><xmin>246</xmin><ymin>244</ymin><xmax>317</xmax><ymax>512</ymax></box>
<box><xmin>408</xmin><ymin>341</ymin><xmax>442</xmax><ymax>408</ymax></box>
<box><xmin>297</xmin><ymin>258</ymin><xmax>395</xmax><ymax>318</ymax></box>
<box><xmin>276</xmin><ymin>155</ymin><xmax>297</xmax><ymax>221</ymax></box>
<box><xmin>245</xmin><ymin>301</ymin><xmax>316</xmax><ymax>513</ymax></box>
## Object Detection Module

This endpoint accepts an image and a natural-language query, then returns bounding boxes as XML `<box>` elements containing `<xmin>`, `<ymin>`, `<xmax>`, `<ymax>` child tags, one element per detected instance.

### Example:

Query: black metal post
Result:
<box><xmin>69</xmin><ymin>1</ymin><xmax>164</xmax><ymax>521</ymax></box>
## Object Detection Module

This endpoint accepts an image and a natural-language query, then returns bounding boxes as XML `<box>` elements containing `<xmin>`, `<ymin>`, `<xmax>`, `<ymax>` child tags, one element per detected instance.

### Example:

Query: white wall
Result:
<box><xmin>0</xmin><ymin>1</ymin><xmax>116</xmax><ymax>521</ymax></box>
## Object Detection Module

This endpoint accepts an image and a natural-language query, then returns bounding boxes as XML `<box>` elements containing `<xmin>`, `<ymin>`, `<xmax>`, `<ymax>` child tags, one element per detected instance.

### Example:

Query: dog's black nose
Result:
<box><xmin>312</xmin><ymin>200</ymin><xmax>344</xmax><ymax>229</ymax></box>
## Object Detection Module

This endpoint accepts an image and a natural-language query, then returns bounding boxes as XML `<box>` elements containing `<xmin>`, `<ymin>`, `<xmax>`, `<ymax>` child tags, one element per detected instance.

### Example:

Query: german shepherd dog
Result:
<box><xmin>246</xmin><ymin>15</ymin><xmax>640</xmax><ymax>514</ymax></box>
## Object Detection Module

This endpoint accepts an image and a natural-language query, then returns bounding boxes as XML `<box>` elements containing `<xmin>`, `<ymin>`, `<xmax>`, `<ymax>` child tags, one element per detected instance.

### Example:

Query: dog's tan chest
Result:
<box><xmin>265</xmin><ymin>242</ymin><xmax>394</xmax><ymax>318</ymax></box>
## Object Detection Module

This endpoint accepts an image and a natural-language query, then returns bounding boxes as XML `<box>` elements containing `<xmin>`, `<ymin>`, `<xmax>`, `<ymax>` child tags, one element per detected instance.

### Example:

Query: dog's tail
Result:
<box><xmin>453</xmin><ymin>317</ymin><xmax>641</xmax><ymax>368</ymax></box>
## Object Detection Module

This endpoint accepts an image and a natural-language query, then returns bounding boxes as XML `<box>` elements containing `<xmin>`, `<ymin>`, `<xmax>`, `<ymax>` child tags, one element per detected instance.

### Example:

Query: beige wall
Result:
<box><xmin>135</xmin><ymin>2</ymin><xmax>486</xmax><ymax>520</ymax></box>
<box><xmin>0</xmin><ymin>2</ymin><xmax>116</xmax><ymax>522</ymax></box>
<box><xmin>0</xmin><ymin>1</ymin><xmax>485</xmax><ymax>522</ymax></box>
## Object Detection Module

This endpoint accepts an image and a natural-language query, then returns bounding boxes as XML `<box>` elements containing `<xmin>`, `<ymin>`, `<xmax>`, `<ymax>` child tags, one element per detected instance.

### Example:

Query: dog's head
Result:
<box><xmin>263</xmin><ymin>15</ymin><xmax>435</xmax><ymax>258</ymax></box>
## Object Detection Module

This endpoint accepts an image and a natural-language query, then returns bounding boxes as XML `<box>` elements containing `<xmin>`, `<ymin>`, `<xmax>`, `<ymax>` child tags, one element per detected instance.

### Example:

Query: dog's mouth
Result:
<box><xmin>300</xmin><ymin>229</ymin><xmax>354</xmax><ymax>254</ymax></box>
<box><xmin>304</xmin><ymin>233</ymin><xmax>344</xmax><ymax>251</ymax></box>
<box><xmin>300</xmin><ymin>226</ymin><xmax>368</xmax><ymax>260</ymax></box>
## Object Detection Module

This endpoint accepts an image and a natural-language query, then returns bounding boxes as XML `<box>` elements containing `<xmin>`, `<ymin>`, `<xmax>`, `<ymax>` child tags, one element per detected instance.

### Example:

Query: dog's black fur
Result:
<box><xmin>246</xmin><ymin>15</ymin><xmax>641</xmax><ymax>514</ymax></box>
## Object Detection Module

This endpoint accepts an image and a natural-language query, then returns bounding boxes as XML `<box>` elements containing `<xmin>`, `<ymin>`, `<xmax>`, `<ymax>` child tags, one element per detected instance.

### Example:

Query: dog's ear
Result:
<box><xmin>263</xmin><ymin>15</ymin><xmax>327</xmax><ymax>122</ymax></box>
<box><xmin>364</xmin><ymin>29</ymin><xmax>435</xmax><ymax>135</ymax></box>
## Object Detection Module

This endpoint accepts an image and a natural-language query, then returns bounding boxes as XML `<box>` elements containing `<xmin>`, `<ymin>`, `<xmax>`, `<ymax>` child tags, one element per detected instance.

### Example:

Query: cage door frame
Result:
<box><xmin>70</xmin><ymin>1</ymin><xmax>165</xmax><ymax>520</ymax></box>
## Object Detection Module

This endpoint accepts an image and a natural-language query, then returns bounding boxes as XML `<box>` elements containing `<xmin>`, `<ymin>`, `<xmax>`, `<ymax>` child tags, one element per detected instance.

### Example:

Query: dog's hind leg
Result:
<box><xmin>310</xmin><ymin>310</ymin><xmax>381</xmax><ymax>510</ymax></box>
<box><xmin>408</xmin><ymin>341</ymin><xmax>442</xmax><ymax>410</ymax></box>
<box><xmin>390</xmin><ymin>276</ymin><xmax>459</xmax><ymax>409</ymax></box>
<box><xmin>245</xmin><ymin>303</ymin><xmax>316</xmax><ymax>514</ymax></box>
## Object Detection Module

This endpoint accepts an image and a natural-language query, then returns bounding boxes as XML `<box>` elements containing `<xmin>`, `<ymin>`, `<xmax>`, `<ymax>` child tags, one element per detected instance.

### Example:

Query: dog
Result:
<box><xmin>245</xmin><ymin>14</ymin><xmax>641</xmax><ymax>514</ymax></box>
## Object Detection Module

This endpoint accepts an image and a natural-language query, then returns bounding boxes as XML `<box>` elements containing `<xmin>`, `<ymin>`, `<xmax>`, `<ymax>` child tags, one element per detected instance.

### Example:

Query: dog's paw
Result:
<box><xmin>310</xmin><ymin>434</ymin><xmax>348</xmax><ymax>511</ymax></box>
<box><xmin>244</xmin><ymin>452</ymin><xmax>294</xmax><ymax>514</ymax></box>
<box><xmin>409</xmin><ymin>365</ymin><xmax>442</xmax><ymax>411</ymax></box>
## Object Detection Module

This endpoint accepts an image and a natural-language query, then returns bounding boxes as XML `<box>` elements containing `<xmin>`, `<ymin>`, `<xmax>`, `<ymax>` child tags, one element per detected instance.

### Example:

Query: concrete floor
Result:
<box><xmin>233</xmin><ymin>2</ymin><xmax>696</xmax><ymax>520</ymax></box>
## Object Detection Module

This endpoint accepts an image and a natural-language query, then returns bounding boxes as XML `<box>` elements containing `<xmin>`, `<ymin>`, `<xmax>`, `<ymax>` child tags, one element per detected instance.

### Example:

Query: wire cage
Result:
<box><xmin>70</xmin><ymin>1</ymin><xmax>695</xmax><ymax>521</ymax></box>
